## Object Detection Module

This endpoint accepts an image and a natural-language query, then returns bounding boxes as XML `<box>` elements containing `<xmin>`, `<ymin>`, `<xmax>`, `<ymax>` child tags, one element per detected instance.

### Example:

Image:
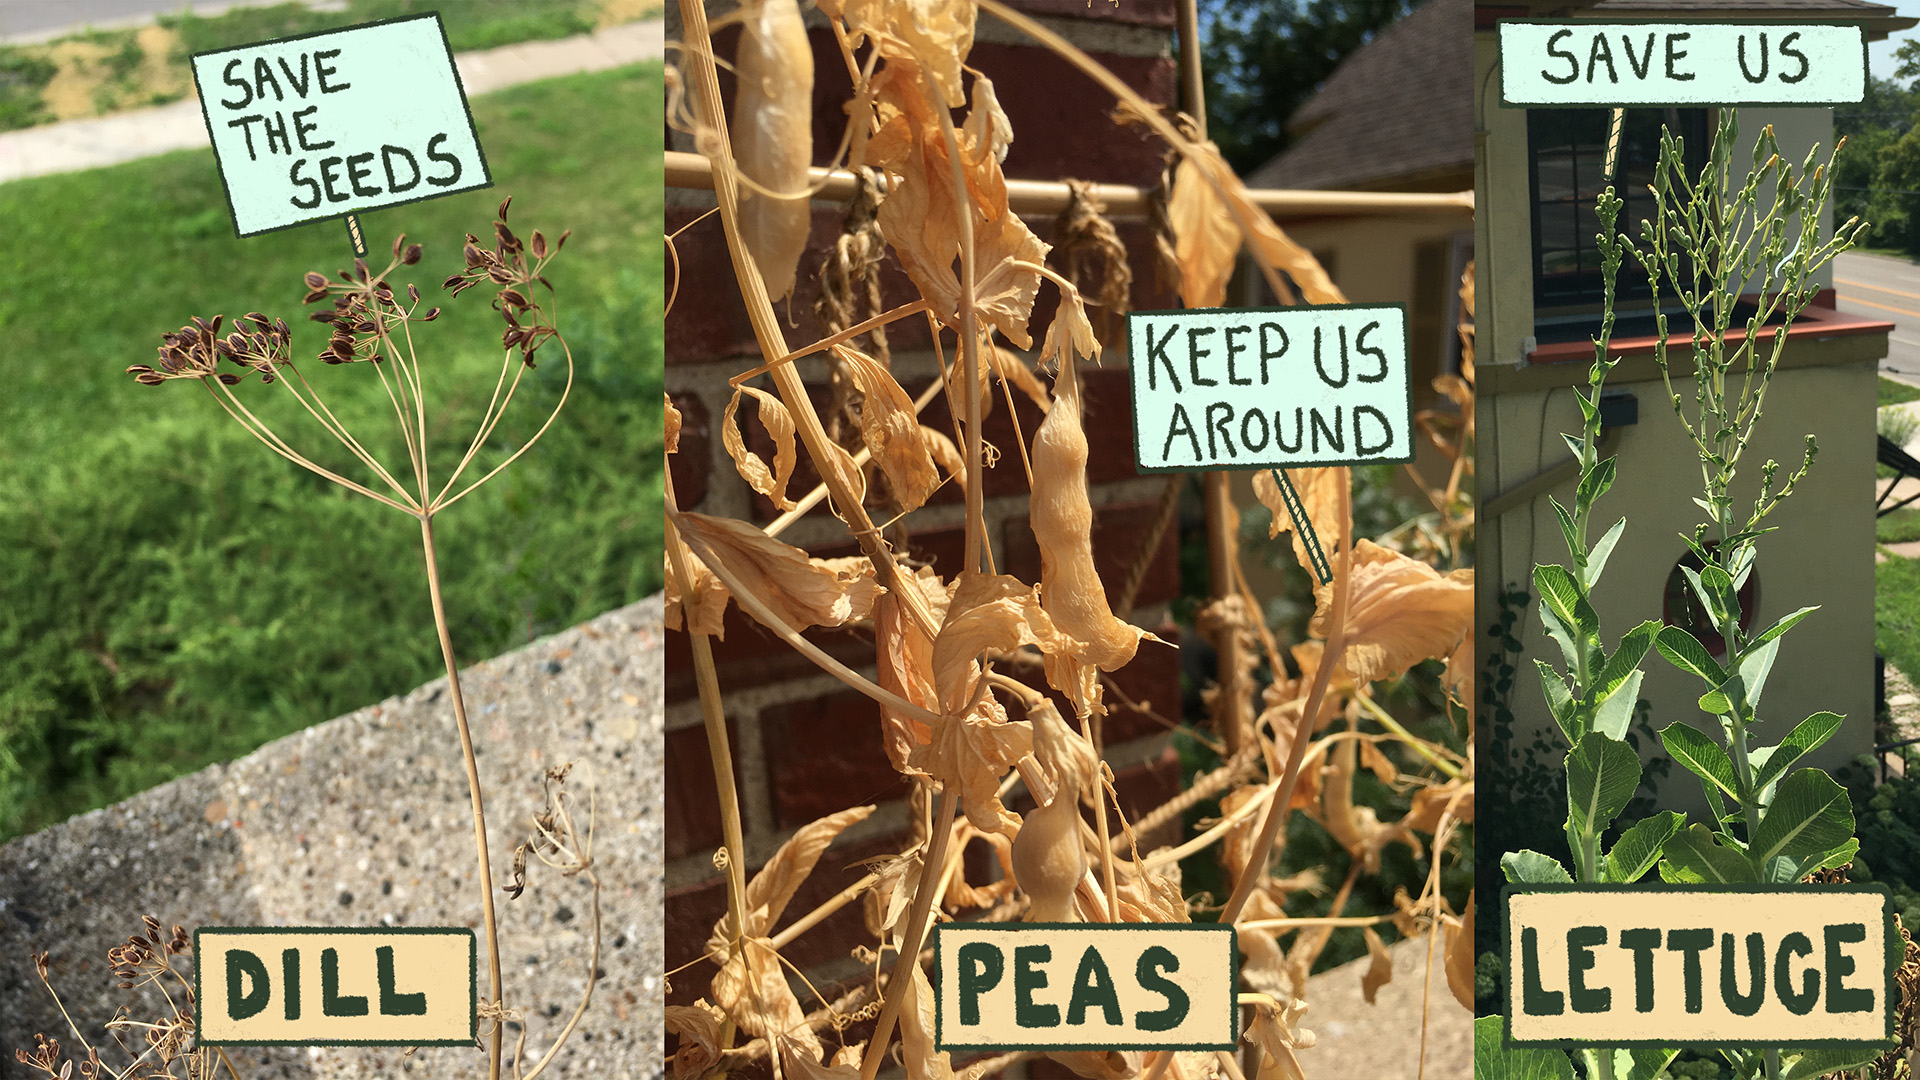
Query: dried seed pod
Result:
<box><xmin>1011</xmin><ymin>785</ymin><xmax>1085</xmax><ymax>923</ymax></box>
<box><xmin>730</xmin><ymin>0</ymin><xmax>813</xmax><ymax>300</ymax></box>
<box><xmin>1031</xmin><ymin>352</ymin><xmax>1149</xmax><ymax>715</ymax></box>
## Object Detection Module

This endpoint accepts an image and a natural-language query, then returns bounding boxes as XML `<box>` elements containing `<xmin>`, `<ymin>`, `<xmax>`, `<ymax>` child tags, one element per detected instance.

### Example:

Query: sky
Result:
<box><xmin>1872</xmin><ymin>2</ymin><xmax>1920</xmax><ymax>81</ymax></box>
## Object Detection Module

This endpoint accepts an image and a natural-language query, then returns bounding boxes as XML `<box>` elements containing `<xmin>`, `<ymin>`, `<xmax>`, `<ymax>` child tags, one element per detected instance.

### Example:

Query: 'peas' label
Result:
<box><xmin>932</xmin><ymin>924</ymin><xmax>1237</xmax><ymax>1051</ymax></box>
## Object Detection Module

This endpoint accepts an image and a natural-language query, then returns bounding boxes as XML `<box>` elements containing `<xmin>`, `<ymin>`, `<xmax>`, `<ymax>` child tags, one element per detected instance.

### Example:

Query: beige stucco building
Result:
<box><xmin>1475</xmin><ymin>0</ymin><xmax>1907</xmax><ymax>816</ymax></box>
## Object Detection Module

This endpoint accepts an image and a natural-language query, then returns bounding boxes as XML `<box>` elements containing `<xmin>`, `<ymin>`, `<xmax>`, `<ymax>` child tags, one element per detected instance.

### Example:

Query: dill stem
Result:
<box><xmin>418</xmin><ymin>512</ymin><xmax>504</xmax><ymax>1080</ymax></box>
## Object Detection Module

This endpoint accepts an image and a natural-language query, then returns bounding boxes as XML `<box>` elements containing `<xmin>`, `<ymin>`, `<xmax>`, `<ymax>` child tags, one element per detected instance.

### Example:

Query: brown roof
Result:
<box><xmin>1482</xmin><ymin>0</ymin><xmax>1916</xmax><ymax>37</ymax></box>
<box><xmin>1248</xmin><ymin>0</ymin><xmax>1474</xmax><ymax>192</ymax></box>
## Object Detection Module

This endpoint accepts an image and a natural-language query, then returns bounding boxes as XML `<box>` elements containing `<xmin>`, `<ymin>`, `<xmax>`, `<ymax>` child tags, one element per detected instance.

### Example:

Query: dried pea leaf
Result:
<box><xmin>674</xmin><ymin>511</ymin><xmax>880</xmax><ymax>635</ymax></box>
<box><xmin>866</xmin><ymin>59</ymin><xmax>1050</xmax><ymax>348</ymax></box>
<box><xmin>929</xmin><ymin>571</ymin><xmax>1075</xmax><ymax>714</ymax></box>
<box><xmin>907</xmin><ymin>693</ymin><xmax>1033</xmax><ymax>833</ymax></box>
<box><xmin>961</xmin><ymin>74</ymin><xmax>1011</xmax><ymax>165</ymax></box>
<box><xmin>722</xmin><ymin>384</ymin><xmax>798</xmax><ymax>510</ymax></box>
<box><xmin>835</xmin><ymin>343</ymin><xmax>940</xmax><ymax>510</ymax></box>
<box><xmin>1247</xmin><ymin>997</ymin><xmax>1315</xmax><ymax>1080</ymax></box>
<box><xmin>1039</xmin><ymin>286</ymin><xmax>1100</xmax><ymax>368</ymax></box>
<box><xmin>665</xmin><ymin>1000</ymin><xmax>724</xmax><ymax>1080</ymax></box>
<box><xmin>731</xmin><ymin>0</ymin><xmax>814</xmax><ymax>300</ymax></box>
<box><xmin>1314</xmin><ymin>540</ymin><xmax>1473</xmax><ymax>685</ymax></box>
<box><xmin>823</xmin><ymin>0</ymin><xmax>977</xmax><ymax>107</ymax></box>
<box><xmin>901</xmin><ymin>960</ymin><xmax>956</xmax><ymax>1080</ymax></box>
<box><xmin>1359</xmin><ymin>926</ymin><xmax>1394</xmax><ymax>1005</ymax></box>
<box><xmin>712</xmin><ymin>939</ymin><xmax>813</xmax><ymax>1061</ymax></box>
<box><xmin>781</xmin><ymin>1035</ymin><xmax>862</xmax><ymax>1080</ymax></box>
<box><xmin>1167</xmin><ymin>153</ymin><xmax>1240</xmax><ymax>309</ymax></box>
<box><xmin>874</xmin><ymin>580</ymin><xmax>941</xmax><ymax>775</ymax></box>
<box><xmin>663</xmin><ymin>540</ymin><xmax>730</xmax><ymax>638</ymax></box>
<box><xmin>1446</xmin><ymin>895</ymin><xmax>1476</xmax><ymax>1010</ymax></box>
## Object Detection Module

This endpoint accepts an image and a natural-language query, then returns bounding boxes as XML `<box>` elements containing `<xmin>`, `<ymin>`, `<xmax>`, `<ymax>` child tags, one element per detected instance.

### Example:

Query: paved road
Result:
<box><xmin>1836</xmin><ymin>250</ymin><xmax>1920</xmax><ymax>387</ymax></box>
<box><xmin>0</xmin><ymin>0</ymin><xmax>309</xmax><ymax>42</ymax></box>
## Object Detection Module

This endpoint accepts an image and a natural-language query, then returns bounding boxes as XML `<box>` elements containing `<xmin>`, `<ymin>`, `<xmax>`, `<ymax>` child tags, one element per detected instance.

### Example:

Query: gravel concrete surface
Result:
<box><xmin>0</xmin><ymin>596</ymin><xmax>665</xmax><ymax>1080</ymax></box>
<box><xmin>1301</xmin><ymin>936</ymin><xmax>1472</xmax><ymax>1079</ymax></box>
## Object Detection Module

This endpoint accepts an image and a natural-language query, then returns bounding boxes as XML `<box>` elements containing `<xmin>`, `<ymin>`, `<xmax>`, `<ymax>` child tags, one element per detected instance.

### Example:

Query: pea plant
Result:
<box><xmin>1490</xmin><ymin>111</ymin><xmax>1879</xmax><ymax>1080</ymax></box>
<box><xmin>663</xmin><ymin>1</ymin><xmax>1476</xmax><ymax>1077</ymax></box>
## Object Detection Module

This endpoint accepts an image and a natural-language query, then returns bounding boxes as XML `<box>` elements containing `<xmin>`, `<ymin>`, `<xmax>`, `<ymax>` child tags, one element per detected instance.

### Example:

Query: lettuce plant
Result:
<box><xmin>1491</xmin><ymin>111</ymin><xmax>1877</xmax><ymax>1080</ymax></box>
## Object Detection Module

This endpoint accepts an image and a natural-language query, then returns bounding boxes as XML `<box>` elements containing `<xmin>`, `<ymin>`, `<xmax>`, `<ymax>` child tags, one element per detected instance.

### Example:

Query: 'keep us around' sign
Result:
<box><xmin>1504</xmin><ymin>886</ymin><xmax>1898</xmax><ymax>1048</ymax></box>
<box><xmin>195</xmin><ymin>927</ymin><xmax>476</xmax><ymax>1046</ymax></box>
<box><xmin>191</xmin><ymin>13</ymin><xmax>491</xmax><ymax>238</ymax></box>
<box><xmin>1127</xmin><ymin>305</ymin><xmax>1413</xmax><ymax>473</ymax></box>
<box><xmin>1499</xmin><ymin>22</ymin><xmax>1866</xmax><ymax>106</ymax></box>
<box><xmin>931</xmin><ymin>924</ymin><xmax>1237</xmax><ymax>1051</ymax></box>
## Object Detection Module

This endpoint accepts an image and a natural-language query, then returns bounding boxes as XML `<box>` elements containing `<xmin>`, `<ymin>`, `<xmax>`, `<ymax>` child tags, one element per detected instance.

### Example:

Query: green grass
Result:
<box><xmin>157</xmin><ymin>0</ymin><xmax>601</xmax><ymax>58</ymax></box>
<box><xmin>1882</xmin><ymin>377</ymin><xmax>1920</xmax><ymax>409</ymax></box>
<box><xmin>0</xmin><ymin>62</ymin><xmax>662</xmax><ymax>840</ymax></box>
<box><xmin>1880</xmin><ymin>510</ymin><xmax>1920</xmax><ymax>545</ymax></box>
<box><xmin>1880</xmin><ymin>553</ymin><xmax>1920</xmax><ymax>693</ymax></box>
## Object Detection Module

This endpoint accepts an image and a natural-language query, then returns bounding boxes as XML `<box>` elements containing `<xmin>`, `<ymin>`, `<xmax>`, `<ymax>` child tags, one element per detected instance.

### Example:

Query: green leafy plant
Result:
<box><xmin>1634</xmin><ymin>112</ymin><xmax>1862</xmax><ymax>904</ymax></box>
<box><xmin>1493</xmin><ymin>111</ymin><xmax>1880</xmax><ymax>1080</ymax></box>
<box><xmin>1495</xmin><ymin>186</ymin><xmax>1680</xmax><ymax>1080</ymax></box>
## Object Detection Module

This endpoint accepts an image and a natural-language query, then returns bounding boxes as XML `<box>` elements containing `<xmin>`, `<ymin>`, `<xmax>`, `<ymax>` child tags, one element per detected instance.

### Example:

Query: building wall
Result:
<box><xmin>1474</xmin><ymin>27</ymin><xmax>1876</xmax><ymax>818</ymax></box>
<box><xmin>1488</xmin><ymin>362</ymin><xmax>1877</xmax><ymax>817</ymax></box>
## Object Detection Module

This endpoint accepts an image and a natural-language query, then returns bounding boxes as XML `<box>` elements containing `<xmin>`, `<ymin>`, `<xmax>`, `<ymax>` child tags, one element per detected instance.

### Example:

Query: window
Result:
<box><xmin>1529</xmin><ymin>107</ymin><xmax>1709</xmax><ymax>309</ymax></box>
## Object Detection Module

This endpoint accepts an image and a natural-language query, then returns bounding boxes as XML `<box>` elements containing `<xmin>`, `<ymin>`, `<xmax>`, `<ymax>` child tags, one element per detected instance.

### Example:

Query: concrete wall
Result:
<box><xmin>0</xmin><ymin>599</ymin><xmax>665</xmax><ymax>1080</ymax></box>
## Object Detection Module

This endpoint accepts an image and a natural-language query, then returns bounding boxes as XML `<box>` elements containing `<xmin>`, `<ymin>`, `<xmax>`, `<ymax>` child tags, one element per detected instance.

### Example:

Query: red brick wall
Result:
<box><xmin>664</xmin><ymin>3</ymin><xmax>1187</xmax><ymax>1063</ymax></box>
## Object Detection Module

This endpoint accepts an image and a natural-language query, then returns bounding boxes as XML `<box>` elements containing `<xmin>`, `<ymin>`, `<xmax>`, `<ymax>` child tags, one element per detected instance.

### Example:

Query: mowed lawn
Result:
<box><xmin>0</xmin><ymin>63</ymin><xmax>663</xmax><ymax>839</ymax></box>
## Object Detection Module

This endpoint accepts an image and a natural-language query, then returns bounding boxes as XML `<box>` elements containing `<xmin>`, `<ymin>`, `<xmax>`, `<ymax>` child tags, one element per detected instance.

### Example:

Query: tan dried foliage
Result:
<box><xmin>670</xmin><ymin>512</ymin><xmax>880</xmax><ymax>635</ymax></box>
<box><xmin>835</xmin><ymin>343</ymin><xmax>942</xmax><ymax>510</ymax></box>
<box><xmin>1314</xmin><ymin>540</ymin><xmax>1473</xmax><ymax>685</ymax></box>
<box><xmin>1252</xmin><ymin>466</ymin><xmax>1350</xmax><ymax>573</ymax></box>
<box><xmin>708</xmin><ymin>806</ymin><xmax>875</xmax><ymax>1059</ymax></box>
<box><xmin>1167</xmin><ymin>153</ymin><xmax>1241</xmax><ymax>309</ymax></box>
<box><xmin>865</xmin><ymin>59</ymin><xmax>1051</xmax><ymax>347</ymax></box>
<box><xmin>723</xmin><ymin>383</ymin><xmax>799</xmax><ymax>510</ymax></box>
<box><xmin>908</xmin><ymin>693</ymin><xmax>1032</xmax><ymax>833</ymax></box>
<box><xmin>1358</xmin><ymin>926</ymin><xmax>1394</xmax><ymax>1005</ymax></box>
<box><xmin>1445</xmin><ymin>893</ymin><xmax>1476</xmax><ymax>1010</ymax></box>
<box><xmin>820</xmin><ymin>0</ymin><xmax>977</xmax><ymax>107</ymax></box>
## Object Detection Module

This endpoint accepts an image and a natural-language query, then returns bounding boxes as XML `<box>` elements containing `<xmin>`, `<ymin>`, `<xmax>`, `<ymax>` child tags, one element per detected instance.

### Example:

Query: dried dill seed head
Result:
<box><xmin>301</xmin><ymin>232</ymin><xmax>439</xmax><ymax>365</ymax></box>
<box><xmin>441</xmin><ymin>194</ymin><xmax>568</xmax><ymax>367</ymax></box>
<box><xmin>129</xmin><ymin>313</ymin><xmax>292</xmax><ymax>386</ymax></box>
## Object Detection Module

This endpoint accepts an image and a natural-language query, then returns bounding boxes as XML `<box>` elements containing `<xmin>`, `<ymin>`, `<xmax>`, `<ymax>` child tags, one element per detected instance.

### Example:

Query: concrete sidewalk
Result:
<box><xmin>0</xmin><ymin>596</ymin><xmax>666</xmax><ymax>1078</ymax></box>
<box><xmin>0</xmin><ymin>18</ymin><xmax>664</xmax><ymax>185</ymax></box>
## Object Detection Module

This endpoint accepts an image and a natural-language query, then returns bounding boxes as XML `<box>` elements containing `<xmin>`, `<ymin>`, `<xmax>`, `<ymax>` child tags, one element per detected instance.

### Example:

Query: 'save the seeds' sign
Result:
<box><xmin>1500</xmin><ymin>22</ymin><xmax>1865</xmax><ymax>106</ymax></box>
<box><xmin>196</xmin><ymin>927</ymin><xmax>476</xmax><ymax>1046</ymax></box>
<box><xmin>1127</xmin><ymin>305</ymin><xmax>1412</xmax><ymax>473</ymax></box>
<box><xmin>932</xmin><ymin>924</ymin><xmax>1237</xmax><ymax>1051</ymax></box>
<box><xmin>191</xmin><ymin>13</ymin><xmax>491</xmax><ymax>238</ymax></box>
<box><xmin>1505</xmin><ymin>886</ymin><xmax>1896</xmax><ymax>1047</ymax></box>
